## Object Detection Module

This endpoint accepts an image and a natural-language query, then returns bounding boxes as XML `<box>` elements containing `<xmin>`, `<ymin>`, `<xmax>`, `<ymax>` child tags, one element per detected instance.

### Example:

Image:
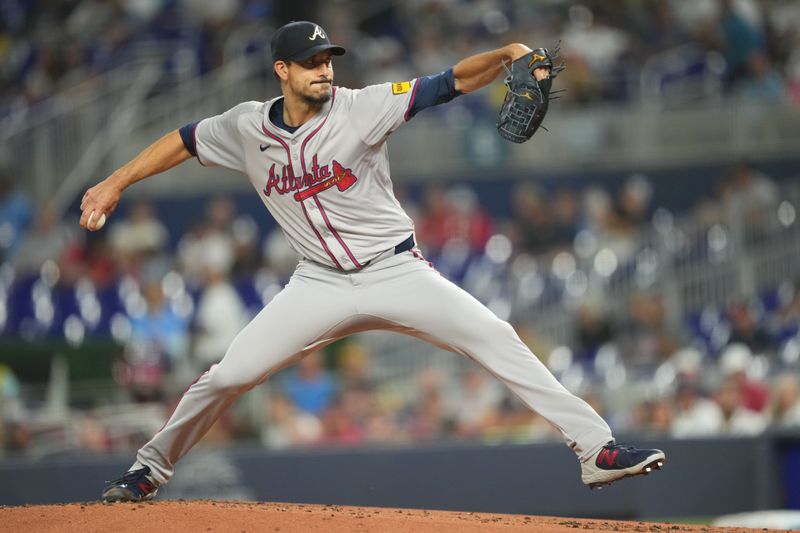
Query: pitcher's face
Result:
<box><xmin>279</xmin><ymin>50</ymin><xmax>334</xmax><ymax>104</ymax></box>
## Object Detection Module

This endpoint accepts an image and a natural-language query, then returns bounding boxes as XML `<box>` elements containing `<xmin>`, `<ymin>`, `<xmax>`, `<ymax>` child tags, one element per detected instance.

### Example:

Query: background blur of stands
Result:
<box><xmin>2</xmin><ymin>0</ymin><xmax>800</xmax><ymax>517</ymax></box>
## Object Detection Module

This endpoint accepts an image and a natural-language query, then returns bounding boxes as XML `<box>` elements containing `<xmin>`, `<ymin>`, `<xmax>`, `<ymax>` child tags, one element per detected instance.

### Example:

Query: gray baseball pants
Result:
<box><xmin>136</xmin><ymin>250</ymin><xmax>612</xmax><ymax>484</ymax></box>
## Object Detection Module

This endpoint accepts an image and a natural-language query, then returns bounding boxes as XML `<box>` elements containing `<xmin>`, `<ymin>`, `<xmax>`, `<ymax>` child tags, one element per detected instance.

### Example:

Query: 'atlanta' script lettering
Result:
<box><xmin>262</xmin><ymin>156</ymin><xmax>357</xmax><ymax>201</ymax></box>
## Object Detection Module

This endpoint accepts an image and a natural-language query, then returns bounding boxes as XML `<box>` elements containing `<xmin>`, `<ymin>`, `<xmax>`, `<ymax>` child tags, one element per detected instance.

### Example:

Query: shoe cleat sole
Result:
<box><xmin>102</xmin><ymin>487</ymin><xmax>158</xmax><ymax>503</ymax></box>
<box><xmin>587</xmin><ymin>458</ymin><xmax>666</xmax><ymax>490</ymax></box>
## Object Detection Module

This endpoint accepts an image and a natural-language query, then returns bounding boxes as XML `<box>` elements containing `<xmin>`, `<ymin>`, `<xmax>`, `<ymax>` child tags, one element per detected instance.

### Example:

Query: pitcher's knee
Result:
<box><xmin>495</xmin><ymin>319</ymin><xmax>517</xmax><ymax>337</ymax></box>
<box><xmin>206</xmin><ymin>366</ymin><xmax>256</xmax><ymax>394</ymax></box>
<box><xmin>469</xmin><ymin>316</ymin><xmax>518</xmax><ymax>343</ymax></box>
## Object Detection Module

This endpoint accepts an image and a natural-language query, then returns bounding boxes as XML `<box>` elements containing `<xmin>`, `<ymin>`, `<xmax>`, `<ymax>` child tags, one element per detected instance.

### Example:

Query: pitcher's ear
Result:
<box><xmin>274</xmin><ymin>61</ymin><xmax>290</xmax><ymax>81</ymax></box>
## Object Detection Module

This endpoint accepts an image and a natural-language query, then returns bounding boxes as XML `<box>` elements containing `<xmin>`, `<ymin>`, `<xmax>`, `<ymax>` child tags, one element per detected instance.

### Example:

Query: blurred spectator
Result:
<box><xmin>444</xmin><ymin>186</ymin><xmax>494</xmax><ymax>253</ymax></box>
<box><xmin>713</xmin><ymin>376</ymin><xmax>769</xmax><ymax>435</ymax></box>
<box><xmin>229</xmin><ymin>215</ymin><xmax>262</xmax><ymax>280</ymax></box>
<box><xmin>451</xmin><ymin>368</ymin><xmax>503</xmax><ymax>439</ymax></box>
<box><xmin>410</xmin><ymin>29</ymin><xmax>457</xmax><ymax>78</ymax></box>
<box><xmin>177</xmin><ymin>220</ymin><xmax>210</xmax><ymax>286</ymax></box>
<box><xmin>670</xmin><ymin>346</ymin><xmax>706</xmax><ymax>379</ymax></box>
<box><xmin>735</xmin><ymin>51</ymin><xmax>786</xmax><ymax>102</ymax></box>
<box><xmin>0</xmin><ymin>168</ymin><xmax>33</xmax><ymax>262</ymax></box>
<box><xmin>638</xmin><ymin>0</ymin><xmax>691</xmax><ymax>55</ymax></box>
<box><xmin>484</xmin><ymin>395</ymin><xmax>558</xmax><ymax>443</ymax></box>
<box><xmin>192</xmin><ymin>242</ymin><xmax>249</xmax><ymax>371</ymax></box>
<box><xmin>416</xmin><ymin>183</ymin><xmax>456</xmax><ymax>254</ymax></box>
<box><xmin>177</xmin><ymin>197</ymin><xmax>236</xmax><ymax>287</ymax></box>
<box><xmin>282</xmin><ymin>352</ymin><xmax>337</xmax><ymax>416</ymax></box>
<box><xmin>115</xmin><ymin>340</ymin><xmax>169</xmax><ymax>404</ymax></box>
<box><xmin>719</xmin><ymin>0</ymin><xmax>766</xmax><ymax>86</ymax></box>
<box><xmin>76</xmin><ymin>413</ymin><xmax>111</xmax><ymax>453</ymax></box>
<box><xmin>108</xmin><ymin>200</ymin><xmax>170</xmax><ymax>280</ymax></box>
<box><xmin>359</xmin><ymin>35</ymin><xmax>414</xmax><ymax>87</ymax></box>
<box><xmin>207</xmin><ymin>196</ymin><xmax>236</xmax><ymax>234</ymax></box>
<box><xmin>773</xmin><ymin>283</ymin><xmax>800</xmax><ymax>342</ymax></box>
<box><xmin>363</xmin><ymin>403</ymin><xmax>403</xmax><ymax>445</ymax></box>
<box><xmin>584</xmin><ymin>177</ymin><xmax>652</xmax><ymax>264</ymax></box>
<box><xmin>573</xmin><ymin>302</ymin><xmax>616</xmax><ymax>361</ymax></box>
<box><xmin>261</xmin><ymin>391</ymin><xmax>322</xmax><ymax>449</ymax></box>
<box><xmin>718</xmin><ymin>161</ymin><xmax>779</xmax><ymax>224</ymax></box>
<box><xmin>787</xmin><ymin>40</ymin><xmax>800</xmax><ymax>104</ymax></box>
<box><xmin>408</xmin><ymin>387</ymin><xmax>446</xmax><ymax>442</ymax></box>
<box><xmin>630</xmin><ymin>397</ymin><xmax>674</xmax><ymax>437</ymax></box>
<box><xmin>198</xmin><ymin>407</ymin><xmax>237</xmax><ymax>446</ymax></box>
<box><xmin>261</xmin><ymin>226</ymin><xmax>300</xmax><ymax>280</ymax></box>
<box><xmin>619</xmin><ymin>292</ymin><xmax>678</xmax><ymax>365</ymax></box>
<box><xmin>109</xmin><ymin>201</ymin><xmax>168</xmax><ymax>256</ymax></box>
<box><xmin>614</xmin><ymin>174</ymin><xmax>654</xmax><ymax>230</ymax></box>
<box><xmin>129</xmin><ymin>282</ymin><xmax>190</xmax><ymax>366</ymax></box>
<box><xmin>556</xmin><ymin>52</ymin><xmax>598</xmax><ymax>106</ymax></box>
<box><xmin>510</xmin><ymin>183</ymin><xmax>559</xmax><ymax>256</ymax></box>
<box><xmin>12</xmin><ymin>205</ymin><xmax>78</xmax><ymax>274</ymax></box>
<box><xmin>551</xmin><ymin>188</ymin><xmax>580</xmax><ymax>248</ymax></box>
<box><xmin>318</xmin><ymin>390</ymin><xmax>365</xmax><ymax>447</ymax></box>
<box><xmin>3</xmin><ymin>420</ymin><xmax>32</xmax><ymax>454</ymax></box>
<box><xmin>580</xmin><ymin>188</ymin><xmax>621</xmax><ymax>252</ymax></box>
<box><xmin>719</xmin><ymin>343</ymin><xmax>770</xmax><ymax>412</ymax></box>
<box><xmin>726</xmin><ymin>302</ymin><xmax>775</xmax><ymax>355</ymax></box>
<box><xmin>63</xmin><ymin>230</ymin><xmax>118</xmax><ymax>287</ymax></box>
<box><xmin>416</xmin><ymin>184</ymin><xmax>492</xmax><ymax>256</ymax></box>
<box><xmin>337</xmin><ymin>341</ymin><xmax>373</xmax><ymax>390</ymax></box>
<box><xmin>560</xmin><ymin>3</ymin><xmax>629</xmax><ymax>102</ymax></box>
<box><xmin>769</xmin><ymin>372</ymin><xmax>800</xmax><ymax>428</ymax></box>
<box><xmin>670</xmin><ymin>377</ymin><xmax>724</xmax><ymax>438</ymax></box>
<box><xmin>405</xmin><ymin>368</ymin><xmax>449</xmax><ymax>442</ymax></box>
<box><xmin>0</xmin><ymin>363</ymin><xmax>28</xmax><ymax>453</ymax></box>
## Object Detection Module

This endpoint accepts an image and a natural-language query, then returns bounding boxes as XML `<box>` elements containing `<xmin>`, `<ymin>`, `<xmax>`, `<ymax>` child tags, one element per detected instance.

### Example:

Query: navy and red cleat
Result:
<box><xmin>101</xmin><ymin>466</ymin><xmax>159</xmax><ymax>502</ymax></box>
<box><xmin>581</xmin><ymin>441</ymin><xmax>665</xmax><ymax>489</ymax></box>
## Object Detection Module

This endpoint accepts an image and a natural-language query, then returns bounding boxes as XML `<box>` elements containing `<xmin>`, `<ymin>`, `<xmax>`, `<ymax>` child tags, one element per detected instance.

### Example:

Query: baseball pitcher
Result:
<box><xmin>82</xmin><ymin>21</ymin><xmax>665</xmax><ymax>502</ymax></box>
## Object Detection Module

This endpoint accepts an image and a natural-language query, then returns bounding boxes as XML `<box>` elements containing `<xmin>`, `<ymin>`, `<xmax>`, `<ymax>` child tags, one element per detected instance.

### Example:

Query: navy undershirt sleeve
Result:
<box><xmin>407</xmin><ymin>68</ymin><xmax>463</xmax><ymax>119</ymax></box>
<box><xmin>179</xmin><ymin>121</ymin><xmax>199</xmax><ymax>157</ymax></box>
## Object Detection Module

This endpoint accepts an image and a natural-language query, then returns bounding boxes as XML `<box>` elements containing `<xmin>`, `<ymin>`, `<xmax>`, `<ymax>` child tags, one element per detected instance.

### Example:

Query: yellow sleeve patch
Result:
<box><xmin>392</xmin><ymin>81</ymin><xmax>411</xmax><ymax>95</ymax></box>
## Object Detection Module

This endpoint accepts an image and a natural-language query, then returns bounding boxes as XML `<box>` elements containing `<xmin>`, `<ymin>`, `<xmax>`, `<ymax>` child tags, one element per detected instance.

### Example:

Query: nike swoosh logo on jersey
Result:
<box><xmin>259</xmin><ymin>144</ymin><xmax>268</xmax><ymax>152</ymax></box>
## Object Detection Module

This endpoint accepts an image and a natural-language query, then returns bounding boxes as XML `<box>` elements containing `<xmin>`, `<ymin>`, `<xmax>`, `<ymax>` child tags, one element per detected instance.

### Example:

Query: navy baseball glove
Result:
<box><xmin>496</xmin><ymin>46</ymin><xmax>565</xmax><ymax>143</ymax></box>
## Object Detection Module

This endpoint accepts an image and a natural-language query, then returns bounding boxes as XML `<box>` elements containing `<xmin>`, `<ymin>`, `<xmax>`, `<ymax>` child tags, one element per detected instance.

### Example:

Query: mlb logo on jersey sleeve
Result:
<box><xmin>392</xmin><ymin>81</ymin><xmax>411</xmax><ymax>95</ymax></box>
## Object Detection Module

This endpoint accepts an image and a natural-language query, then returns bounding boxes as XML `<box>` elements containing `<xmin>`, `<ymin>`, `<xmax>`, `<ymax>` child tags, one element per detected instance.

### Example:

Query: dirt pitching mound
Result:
<box><xmin>0</xmin><ymin>501</ymin><xmax>773</xmax><ymax>533</ymax></box>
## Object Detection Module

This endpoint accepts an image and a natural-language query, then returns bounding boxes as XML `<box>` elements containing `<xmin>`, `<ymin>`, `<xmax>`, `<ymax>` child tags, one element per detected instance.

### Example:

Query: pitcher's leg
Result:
<box><xmin>136</xmin><ymin>263</ymin><xmax>356</xmax><ymax>484</ymax></box>
<box><xmin>358</xmin><ymin>256</ymin><xmax>611</xmax><ymax>461</ymax></box>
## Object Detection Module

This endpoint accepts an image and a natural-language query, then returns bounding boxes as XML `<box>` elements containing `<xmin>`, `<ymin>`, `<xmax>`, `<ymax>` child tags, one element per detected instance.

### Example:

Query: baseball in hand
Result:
<box><xmin>88</xmin><ymin>211</ymin><xmax>107</xmax><ymax>230</ymax></box>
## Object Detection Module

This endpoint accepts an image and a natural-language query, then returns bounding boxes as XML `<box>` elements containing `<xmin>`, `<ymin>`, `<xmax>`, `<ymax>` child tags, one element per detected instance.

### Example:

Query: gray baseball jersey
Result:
<box><xmin>133</xmin><ymin>80</ymin><xmax>613</xmax><ymax>485</ymax></box>
<box><xmin>194</xmin><ymin>82</ymin><xmax>419</xmax><ymax>271</ymax></box>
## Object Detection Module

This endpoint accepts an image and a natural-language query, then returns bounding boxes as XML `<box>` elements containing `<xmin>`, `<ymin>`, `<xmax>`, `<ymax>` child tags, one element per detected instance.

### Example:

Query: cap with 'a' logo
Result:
<box><xmin>270</xmin><ymin>21</ymin><xmax>346</xmax><ymax>62</ymax></box>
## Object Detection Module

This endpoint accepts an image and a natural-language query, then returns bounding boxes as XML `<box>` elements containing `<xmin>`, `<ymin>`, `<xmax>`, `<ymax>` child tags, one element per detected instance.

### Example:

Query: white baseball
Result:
<box><xmin>88</xmin><ymin>211</ymin><xmax>107</xmax><ymax>230</ymax></box>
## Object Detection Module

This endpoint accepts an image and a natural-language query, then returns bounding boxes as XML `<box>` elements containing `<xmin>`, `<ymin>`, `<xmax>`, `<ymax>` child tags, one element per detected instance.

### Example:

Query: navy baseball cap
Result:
<box><xmin>270</xmin><ymin>21</ymin><xmax>346</xmax><ymax>62</ymax></box>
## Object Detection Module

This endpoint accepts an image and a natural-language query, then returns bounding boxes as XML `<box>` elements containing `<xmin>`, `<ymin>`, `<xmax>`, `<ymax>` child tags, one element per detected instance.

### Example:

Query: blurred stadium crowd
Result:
<box><xmin>1</xmin><ymin>0</ymin><xmax>800</xmax><ymax>458</ymax></box>
<box><xmin>1</xmin><ymin>156</ymin><xmax>799</xmax><ymax>456</ymax></box>
<box><xmin>2</xmin><ymin>0</ymin><xmax>800</xmax><ymax>122</ymax></box>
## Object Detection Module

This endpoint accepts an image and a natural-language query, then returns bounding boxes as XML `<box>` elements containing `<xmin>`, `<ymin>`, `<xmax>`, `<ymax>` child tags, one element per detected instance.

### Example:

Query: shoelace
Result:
<box><xmin>609</xmin><ymin>441</ymin><xmax>642</xmax><ymax>450</ymax></box>
<box><xmin>106</xmin><ymin>468</ymin><xmax>150</xmax><ymax>485</ymax></box>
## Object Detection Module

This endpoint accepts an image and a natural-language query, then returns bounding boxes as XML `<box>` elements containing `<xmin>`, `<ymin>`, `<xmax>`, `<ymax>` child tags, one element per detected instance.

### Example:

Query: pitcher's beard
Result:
<box><xmin>303</xmin><ymin>91</ymin><xmax>332</xmax><ymax>104</ymax></box>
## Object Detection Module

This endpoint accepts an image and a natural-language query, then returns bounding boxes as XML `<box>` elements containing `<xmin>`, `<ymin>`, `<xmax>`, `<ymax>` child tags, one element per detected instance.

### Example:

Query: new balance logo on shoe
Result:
<box><xmin>597</xmin><ymin>448</ymin><xmax>620</xmax><ymax>467</ymax></box>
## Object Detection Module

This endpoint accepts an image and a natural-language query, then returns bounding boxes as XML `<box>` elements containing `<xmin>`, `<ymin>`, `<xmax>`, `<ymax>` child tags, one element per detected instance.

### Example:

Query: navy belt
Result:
<box><xmin>394</xmin><ymin>235</ymin><xmax>415</xmax><ymax>254</ymax></box>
